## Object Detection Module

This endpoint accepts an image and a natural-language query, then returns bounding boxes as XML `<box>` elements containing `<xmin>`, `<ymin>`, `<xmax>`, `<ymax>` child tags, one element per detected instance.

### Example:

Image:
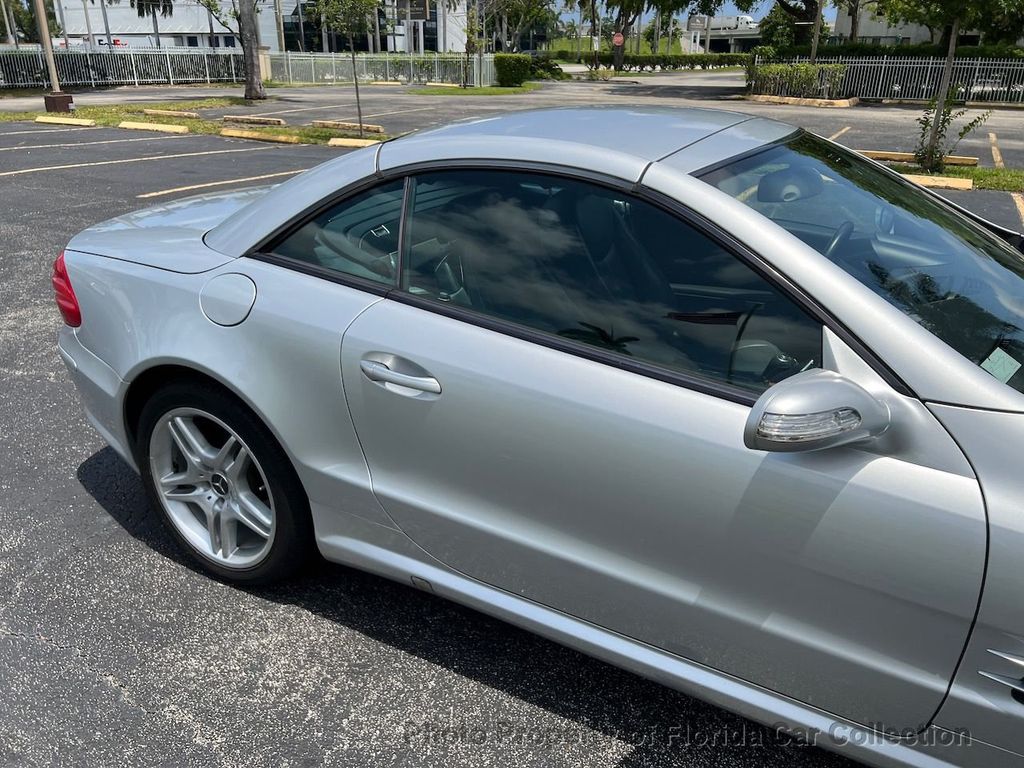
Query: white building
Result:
<box><xmin>832</xmin><ymin>9</ymin><xmax>986</xmax><ymax>46</ymax></box>
<box><xmin>56</xmin><ymin>0</ymin><xmax>467</xmax><ymax>52</ymax></box>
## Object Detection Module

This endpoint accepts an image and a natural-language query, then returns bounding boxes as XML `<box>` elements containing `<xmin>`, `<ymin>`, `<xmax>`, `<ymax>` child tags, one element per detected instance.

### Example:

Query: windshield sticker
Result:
<box><xmin>981</xmin><ymin>347</ymin><xmax>1022</xmax><ymax>383</ymax></box>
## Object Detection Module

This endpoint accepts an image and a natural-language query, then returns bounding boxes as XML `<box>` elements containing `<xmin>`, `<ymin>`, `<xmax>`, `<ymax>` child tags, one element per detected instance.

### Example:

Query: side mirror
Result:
<box><xmin>744</xmin><ymin>369</ymin><xmax>891</xmax><ymax>453</ymax></box>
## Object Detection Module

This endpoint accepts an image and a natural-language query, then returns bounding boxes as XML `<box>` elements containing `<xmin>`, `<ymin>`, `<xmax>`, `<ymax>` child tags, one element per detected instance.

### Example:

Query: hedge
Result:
<box><xmin>748</xmin><ymin>63</ymin><xmax>848</xmax><ymax>99</ymax></box>
<box><xmin>555</xmin><ymin>52</ymin><xmax>750</xmax><ymax>71</ymax></box>
<box><xmin>494</xmin><ymin>53</ymin><xmax>532</xmax><ymax>86</ymax></box>
<box><xmin>776</xmin><ymin>42</ymin><xmax>1024</xmax><ymax>59</ymax></box>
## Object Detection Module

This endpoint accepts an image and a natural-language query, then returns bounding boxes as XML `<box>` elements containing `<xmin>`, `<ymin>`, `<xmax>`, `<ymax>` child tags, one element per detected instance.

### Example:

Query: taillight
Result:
<box><xmin>52</xmin><ymin>251</ymin><xmax>81</xmax><ymax>327</ymax></box>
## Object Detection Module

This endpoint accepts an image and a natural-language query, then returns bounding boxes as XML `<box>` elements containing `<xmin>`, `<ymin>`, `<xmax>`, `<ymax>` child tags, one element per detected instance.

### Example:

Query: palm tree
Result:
<box><xmin>129</xmin><ymin>0</ymin><xmax>173</xmax><ymax>47</ymax></box>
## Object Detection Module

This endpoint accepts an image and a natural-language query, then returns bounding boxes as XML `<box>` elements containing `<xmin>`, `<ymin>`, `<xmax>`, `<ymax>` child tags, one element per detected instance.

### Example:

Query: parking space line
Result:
<box><xmin>0</xmin><ymin>126</ymin><xmax>101</xmax><ymax>137</ymax></box>
<box><xmin>326</xmin><ymin>105</ymin><xmax>438</xmax><ymax>125</ymax></box>
<box><xmin>828</xmin><ymin>126</ymin><xmax>851</xmax><ymax>141</ymax></box>
<box><xmin>137</xmin><ymin>169</ymin><xmax>309</xmax><ymax>199</ymax></box>
<box><xmin>250</xmin><ymin>102</ymin><xmax>355</xmax><ymax>117</ymax></box>
<box><xmin>0</xmin><ymin>134</ymin><xmax>193</xmax><ymax>152</ymax></box>
<box><xmin>990</xmin><ymin>132</ymin><xmax>1005</xmax><ymax>168</ymax></box>
<box><xmin>0</xmin><ymin>146</ymin><xmax>281</xmax><ymax>178</ymax></box>
<box><xmin>1014</xmin><ymin>193</ymin><xmax>1024</xmax><ymax>230</ymax></box>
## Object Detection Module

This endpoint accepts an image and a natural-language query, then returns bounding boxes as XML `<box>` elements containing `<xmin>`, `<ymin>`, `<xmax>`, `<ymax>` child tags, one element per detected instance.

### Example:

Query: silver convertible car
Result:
<box><xmin>56</xmin><ymin>108</ymin><xmax>1024</xmax><ymax>768</ymax></box>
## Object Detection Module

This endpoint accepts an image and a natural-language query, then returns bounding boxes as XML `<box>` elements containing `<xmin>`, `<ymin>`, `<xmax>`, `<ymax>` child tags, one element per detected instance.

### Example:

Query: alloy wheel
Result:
<box><xmin>148</xmin><ymin>407</ymin><xmax>276</xmax><ymax>569</ymax></box>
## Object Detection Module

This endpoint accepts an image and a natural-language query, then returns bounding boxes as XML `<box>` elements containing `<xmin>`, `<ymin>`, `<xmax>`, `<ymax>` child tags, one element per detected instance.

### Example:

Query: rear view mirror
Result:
<box><xmin>744</xmin><ymin>370</ymin><xmax>890</xmax><ymax>453</ymax></box>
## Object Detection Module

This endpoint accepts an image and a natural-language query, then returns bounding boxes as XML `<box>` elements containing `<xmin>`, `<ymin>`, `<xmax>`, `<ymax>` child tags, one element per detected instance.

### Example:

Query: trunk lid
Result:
<box><xmin>66</xmin><ymin>187</ymin><xmax>272</xmax><ymax>274</ymax></box>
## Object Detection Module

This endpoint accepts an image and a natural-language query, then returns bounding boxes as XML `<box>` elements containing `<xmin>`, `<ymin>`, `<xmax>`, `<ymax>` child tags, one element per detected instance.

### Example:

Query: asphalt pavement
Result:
<box><xmin>0</xmin><ymin>79</ymin><xmax>1021</xmax><ymax>768</ymax></box>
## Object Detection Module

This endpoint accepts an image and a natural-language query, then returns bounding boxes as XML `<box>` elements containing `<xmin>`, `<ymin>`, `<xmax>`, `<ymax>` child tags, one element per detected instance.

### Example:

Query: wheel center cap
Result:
<box><xmin>210</xmin><ymin>473</ymin><xmax>230</xmax><ymax>497</ymax></box>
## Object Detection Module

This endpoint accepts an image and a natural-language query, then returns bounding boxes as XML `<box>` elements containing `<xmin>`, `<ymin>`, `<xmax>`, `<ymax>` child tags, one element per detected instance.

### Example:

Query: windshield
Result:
<box><xmin>700</xmin><ymin>133</ymin><xmax>1024</xmax><ymax>395</ymax></box>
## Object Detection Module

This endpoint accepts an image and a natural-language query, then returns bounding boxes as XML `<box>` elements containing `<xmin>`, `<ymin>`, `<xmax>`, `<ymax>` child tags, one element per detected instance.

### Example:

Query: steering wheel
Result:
<box><xmin>824</xmin><ymin>221</ymin><xmax>855</xmax><ymax>261</ymax></box>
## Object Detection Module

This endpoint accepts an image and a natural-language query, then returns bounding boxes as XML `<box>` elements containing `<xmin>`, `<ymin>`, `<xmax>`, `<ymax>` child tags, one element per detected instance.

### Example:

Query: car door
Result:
<box><xmin>338</xmin><ymin>167</ymin><xmax>986</xmax><ymax>732</ymax></box>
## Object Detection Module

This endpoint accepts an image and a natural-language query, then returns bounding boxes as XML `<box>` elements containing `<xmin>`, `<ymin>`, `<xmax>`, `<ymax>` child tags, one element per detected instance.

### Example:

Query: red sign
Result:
<box><xmin>612</xmin><ymin>32</ymin><xmax>624</xmax><ymax>47</ymax></box>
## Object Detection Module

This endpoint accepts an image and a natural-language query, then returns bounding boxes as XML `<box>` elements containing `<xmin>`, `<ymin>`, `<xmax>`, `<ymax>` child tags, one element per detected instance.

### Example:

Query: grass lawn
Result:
<box><xmin>0</xmin><ymin>96</ymin><xmax>385</xmax><ymax>144</ymax></box>
<box><xmin>412</xmin><ymin>82</ymin><xmax>543</xmax><ymax>95</ymax></box>
<box><xmin>889</xmin><ymin>163</ymin><xmax>1024</xmax><ymax>193</ymax></box>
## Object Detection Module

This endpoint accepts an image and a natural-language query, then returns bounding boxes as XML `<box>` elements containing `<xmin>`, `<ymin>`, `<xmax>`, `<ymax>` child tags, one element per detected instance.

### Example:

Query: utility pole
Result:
<box><xmin>296</xmin><ymin>0</ymin><xmax>305</xmax><ymax>51</ymax></box>
<box><xmin>809</xmin><ymin>0</ymin><xmax>823</xmax><ymax>63</ymax></box>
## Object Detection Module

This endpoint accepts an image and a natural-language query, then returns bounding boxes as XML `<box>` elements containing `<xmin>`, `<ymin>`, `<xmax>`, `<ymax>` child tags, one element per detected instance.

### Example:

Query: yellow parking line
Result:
<box><xmin>137</xmin><ymin>169</ymin><xmax>308</xmax><ymax>199</ymax></box>
<box><xmin>0</xmin><ymin>134</ymin><xmax>192</xmax><ymax>152</ymax></box>
<box><xmin>828</xmin><ymin>126</ymin><xmax>851</xmax><ymax>141</ymax></box>
<box><xmin>989</xmin><ymin>132</ymin><xmax>1005</xmax><ymax>169</ymax></box>
<box><xmin>1013</xmin><ymin>193</ymin><xmax>1024</xmax><ymax>230</ymax></box>
<box><xmin>0</xmin><ymin>146</ymin><xmax>280</xmax><ymax>178</ymax></box>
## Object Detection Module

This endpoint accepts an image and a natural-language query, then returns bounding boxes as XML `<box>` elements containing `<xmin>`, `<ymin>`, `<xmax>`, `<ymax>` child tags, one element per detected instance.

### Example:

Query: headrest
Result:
<box><xmin>757</xmin><ymin>166</ymin><xmax>824</xmax><ymax>203</ymax></box>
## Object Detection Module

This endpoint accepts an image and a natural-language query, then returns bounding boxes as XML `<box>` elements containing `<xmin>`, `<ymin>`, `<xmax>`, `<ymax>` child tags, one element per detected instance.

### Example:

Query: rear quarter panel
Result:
<box><xmin>65</xmin><ymin>249</ymin><xmax>393</xmax><ymax>532</ymax></box>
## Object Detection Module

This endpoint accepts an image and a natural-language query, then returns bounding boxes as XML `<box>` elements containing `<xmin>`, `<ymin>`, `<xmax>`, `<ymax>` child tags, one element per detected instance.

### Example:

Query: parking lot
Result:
<box><xmin>0</xmin><ymin>81</ymin><xmax>1021</xmax><ymax>768</ymax></box>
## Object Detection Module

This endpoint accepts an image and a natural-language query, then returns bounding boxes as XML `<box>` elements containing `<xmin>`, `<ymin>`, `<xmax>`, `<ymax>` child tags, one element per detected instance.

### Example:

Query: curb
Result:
<box><xmin>312</xmin><ymin>119</ymin><xmax>384</xmax><ymax>133</ymax></box>
<box><xmin>35</xmin><ymin>115</ymin><xmax>95</xmax><ymax>127</ymax></box>
<box><xmin>328</xmin><ymin>137</ymin><xmax>383</xmax><ymax>148</ymax></box>
<box><xmin>220</xmin><ymin>128</ymin><xmax>301</xmax><ymax>144</ymax></box>
<box><xmin>747</xmin><ymin>94</ymin><xmax>860</xmax><ymax>108</ymax></box>
<box><xmin>900</xmin><ymin>173</ymin><xmax>973</xmax><ymax>191</ymax></box>
<box><xmin>223</xmin><ymin>114</ymin><xmax>287</xmax><ymax>126</ymax></box>
<box><xmin>143</xmin><ymin>108</ymin><xmax>200</xmax><ymax>119</ymax></box>
<box><xmin>860</xmin><ymin>150</ymin><xmax>978</xmax><ymax>167</ymax></box>
<box><xmin>118</xmin><ymin>121</ymin><xmax>190</xmax><ymax>134</ymax></box>
<box><xmin>369</xmin><ymin>81</ymin><xmax>404</xmax><ymax>86</ymax></box>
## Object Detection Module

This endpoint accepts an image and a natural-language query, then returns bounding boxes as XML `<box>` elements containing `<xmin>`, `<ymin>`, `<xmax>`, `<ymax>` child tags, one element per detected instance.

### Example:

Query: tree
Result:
<box><xmin>876</xmin><ymin>0</ymin><xmax>1002</xmax><ymax>166</ymax></box>
<box><xmin>603</xmin><ymin>0</ymin><xmax>643</xmax><ymax>69</ymax></box>
<box><xmin>10</xmin><ymin>0</ymin><xmax>61</xmax><ymax>43</ymax></box>
<box><xmin>757</xmin><ymin>2</ymin><xmax>795</xmax><ymax>47</ymax></box>
<box><xmin>196</xmin><ymin>0</ymin><xmax>266</xmax><ymax>99</ymax></box>
<box><xmin>832</xmin><ymin>0</ymin><xmax>877</xmax><ymax>42</ymax></box>
<box><xmin>315</xmin><ymin>0</ymin><xmax>376</xmax><ymax>133</ymax></box>
<box><xmin>128</xmin><ymin>0</ymin><xmax>172</xmax><ymax>47</ymax></box>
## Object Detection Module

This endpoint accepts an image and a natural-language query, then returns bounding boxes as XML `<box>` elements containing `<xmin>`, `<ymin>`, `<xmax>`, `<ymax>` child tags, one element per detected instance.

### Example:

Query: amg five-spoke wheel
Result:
<box><xmin>150</xmin><ymin>408</ymin><xmax>275</xmax><ymax>568</ymax></box>
<box><xmin>136</xmin><ymin>381</ymin><xmax>313</xmax><ymax>584</ymax></box>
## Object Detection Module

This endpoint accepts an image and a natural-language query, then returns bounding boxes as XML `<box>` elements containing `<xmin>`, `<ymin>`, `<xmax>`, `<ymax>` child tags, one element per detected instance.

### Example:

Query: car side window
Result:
<box><xmin>402</xmin><ymin>169</ymin><xmax>822</xmax><ymax>394</ymax></box>
<box><xmin>270</xmin><ymin>180</ymin><xmax>405</xmax><ymax>286</ymax></box>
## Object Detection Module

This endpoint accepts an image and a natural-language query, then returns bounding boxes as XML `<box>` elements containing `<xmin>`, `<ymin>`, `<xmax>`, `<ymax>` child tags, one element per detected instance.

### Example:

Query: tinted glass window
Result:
<box><xmin>403</xmin><ymin>170</ymin><xmax>821</xmax><ymax>394</ymax></box>
<box><xmin>702</xmin><ymin>133</ymin><xmax>1024</xmax><ymax>394</ymax></box>
<box><xmin>271</xmin><ymin>180</ymin><xmax>405</xmax><ymax>286</ymax></box>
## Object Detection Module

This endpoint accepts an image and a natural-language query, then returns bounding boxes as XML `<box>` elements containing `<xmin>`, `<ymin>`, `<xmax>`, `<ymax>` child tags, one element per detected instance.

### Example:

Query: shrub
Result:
<box><xmin>494</xmin><ymin>53</ymin><xmax>532</xmax><ymax>86</ymax></box>
<box><xmin>583</xmin><ymin>52</ymin><xmax>750</xmax><ymax>71</ymax></box>
<box><xmin>749</xmin><ymin>62</ymin><xmax>847</xmax><ymax>98</ymax></box>
<box><xmin>915</xmin><ymin>98</ymin><xmax>991</xmax><ymax>172</ymax></box>
<box><xmin>529</xmin><ymin>54</ymin><xmax>570</xmax><ymax>80</ymax></box>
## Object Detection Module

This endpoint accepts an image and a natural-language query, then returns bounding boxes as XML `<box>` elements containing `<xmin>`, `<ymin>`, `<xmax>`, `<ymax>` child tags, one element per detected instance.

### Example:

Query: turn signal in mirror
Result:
<box><xmin>756</xmin><ymin>408</ymin><xmax>862</xmax><ymax>443</ymax></box>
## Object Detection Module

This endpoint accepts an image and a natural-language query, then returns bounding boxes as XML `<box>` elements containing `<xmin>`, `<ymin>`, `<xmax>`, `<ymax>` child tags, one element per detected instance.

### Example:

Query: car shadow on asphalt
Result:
<box><xmin>77</xmin><ymin>446</ymin><xmax>852</xmax><ymax>768</ymax></box>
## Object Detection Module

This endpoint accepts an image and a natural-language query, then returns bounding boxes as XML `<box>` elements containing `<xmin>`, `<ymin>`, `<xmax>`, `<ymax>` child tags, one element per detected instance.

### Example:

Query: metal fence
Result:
<box><xmin>784</xmin><ymin>56</ymin><xmax>1024</xmax><ymax>103</ymax></box>
<box><xmin>268</xmin><ymin>52</ymin><xmax>497</xmax><ymax>87</ymax></box>
<box><xmin>0</xmin><ymin>47</ymin><xmax>244</xmax><ymax>88</ymax></box>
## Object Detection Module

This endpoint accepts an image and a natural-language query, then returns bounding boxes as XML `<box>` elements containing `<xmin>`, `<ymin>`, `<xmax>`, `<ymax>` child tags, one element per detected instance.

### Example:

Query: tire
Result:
<box><xmin>135</xmin><ymin>380</ymin><xmax>314</xmax><ymax>585</ymax></box>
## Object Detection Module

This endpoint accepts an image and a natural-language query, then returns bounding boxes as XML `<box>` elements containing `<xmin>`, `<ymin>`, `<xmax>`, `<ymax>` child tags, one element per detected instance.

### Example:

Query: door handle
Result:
<box><xmin>359</xmin><ymin>359</ymin><xmax>441</xmax><ymax>394</ymax></box>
